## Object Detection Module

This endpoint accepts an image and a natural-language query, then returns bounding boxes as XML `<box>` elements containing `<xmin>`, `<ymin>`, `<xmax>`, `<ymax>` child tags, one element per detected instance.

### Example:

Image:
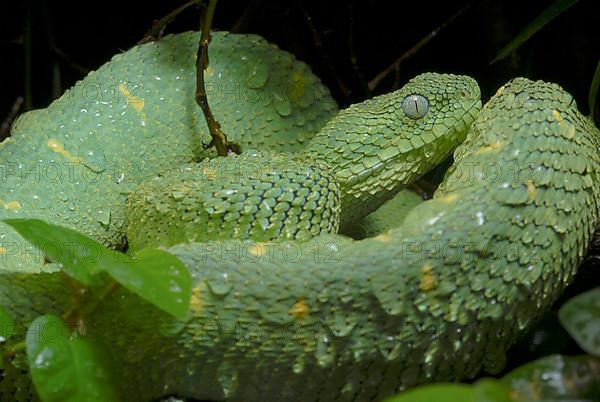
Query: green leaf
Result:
<box><xmin>0</xmin><ymin>306</ymin><xmax>15</xmax><ymax>342</ymax></box>
<box><xmin>491</xmin><ymin>0</ymin><xmax>580</xmax><ymax>64</ymax></box>
<box><xmin>26</xmin><ymin>314</ymin><xmax>121</xmax><ymax>402</ymax></box>
<box><xmin>4</xmin><ymin>219</ymin><xmax>192</xmax><ymax>319</ymax></box>
<box><xmin>0</xmin><ymin>307</ymin><xmax>15</xmax><ymax>370</ymax></box>
<box><xmin>558</xmin><ymin>286</ymin><xmax>600</xmax><ymax>356</ymax></box>
<box><xmin>502</xmin><ymin>354</ymin><xmax>600</xmax><ymax>401</ymax></box>
<box><xmin>3</xmin><ymin>219</ymin><xmax>103</xmax><ymax>285</ymax></box>
<box><xmin>383</xmin><ymin>384</ymin><xmax>475</xmax><ymax>402</ymax></box>
<box><xmin>383</xmin><ymin>380</ymin><xmax>512</xmax><ymax>402</ymax></box>
<box><xmin>472</xmin><ymin>379</ymin><xmax>512</xmax><ymax>402</ymax></box>
<box><xmin>103</xmin><ymin>248</ymin><xmax>192</xmax><ymax>320</ymax></box>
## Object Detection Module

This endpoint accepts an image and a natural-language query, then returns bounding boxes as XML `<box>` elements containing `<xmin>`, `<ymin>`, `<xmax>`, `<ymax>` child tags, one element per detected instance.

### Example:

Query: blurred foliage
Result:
<box><xmin>559</xmin><ymin>287</ymin><xmax>600</xmax><ymax>357</ymax></box>
<box><xmin>389</xmin><ymin>355</ymin><xmax>600</xmax><ymax>401</ymax></box>
<box><xmin>503</xmin><ymin>355</ymin><xmax>600</xmax><ymax>401</ymax></box>
<box><xmin>384</xmin><ymin>380</ymin><xmax>512</xmax><ymax>402</ymax></box>
<box><xmin>25</xmin><ymin>315</ymin><xmax>121</xmax><ymax>402</ymax></box>
<box><xmin>490</xmin><ymin>0</ymin><xmax>580</xmax><ymax>64</ymax></box>
<box><xmin>4</xmin><ymin>219</ymin><xmax>192</xmax><ymax>320</ymax></box>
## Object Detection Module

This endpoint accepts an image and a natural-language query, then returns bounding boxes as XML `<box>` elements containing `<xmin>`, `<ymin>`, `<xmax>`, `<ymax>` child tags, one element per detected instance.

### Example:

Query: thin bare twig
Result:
<box><xmin>347</xmin><ymin>2</ymin><xmax>369</xmax><ymax>98</ymax></box>
<box><xmin>60</xmin><ymin>270</ymin><xmax>87</xmax><ymax>329</ymax></box>
<box><xmin>195</xmin><ymin>0</ymin><xmax>237</xmax><ymax>156</ymax></box>
<box><xmin>368</xmin><ymin>2</ymin><xmax>474</xmax><ymax>91</ymax></box>
<box><xmin>61</xmin><ymin>272</ymin><xmax>119</xmax><ymax>335</ymax></box>
<box><xmin>137</xmin><ymin>0</ymin><xmax>202</xmax><ymax>45</ymax></box>
<box><xmin>51</xmin><ymin>47</ymin><xmax>90</xmax><ymax>75</ymax></box>
<box><xmin>24</xmin><ymin>2</ymin><xmax>33</xmax><ymax>110</ymax></box>
<box><xmin>230</xmin><ymin>0</ymin><xmax>263</xmax><ymax>33</ymax></box>
<box><xmin>297</xmin><ymin>0</ymin><xmax>351</xmax><ymax>97</ymax></box>
<box><xmin>0</xmin><ymin>97</ymin><xmax>24</xmax><ymax>140</ymax></box>
<box><xmin>41</xmin><ymin>0</ymin><xmax>61</xmax><ymax>100</ymax></box>
<box><xmin>1</xmin><ymin>340</ymin><xmax>25</xmax><ymax>361</ymax></box>
<box><xmin>393</xmin><ymin>65</ymin><xmax>403</xmax><ymax>90</ymax></box>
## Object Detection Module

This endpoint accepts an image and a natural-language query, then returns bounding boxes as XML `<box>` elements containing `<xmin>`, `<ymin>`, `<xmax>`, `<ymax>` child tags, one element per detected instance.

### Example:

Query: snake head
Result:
<box><xmin>307</xmin><ymin>72</ymin><xmax>482</xmax><ymax>227</ymax></box>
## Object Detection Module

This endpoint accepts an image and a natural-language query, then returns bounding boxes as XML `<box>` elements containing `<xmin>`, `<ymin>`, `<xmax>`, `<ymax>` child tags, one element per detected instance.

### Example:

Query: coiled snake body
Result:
<box><xmin>0</xmin><ymin>32</ymin><xmax>599</xmax><ymax>401</ymax></box>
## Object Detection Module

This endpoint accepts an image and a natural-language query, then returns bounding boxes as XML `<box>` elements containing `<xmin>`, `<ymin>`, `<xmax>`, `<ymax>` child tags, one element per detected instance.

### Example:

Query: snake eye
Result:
<box><xmin>402</xmin><ymin>94</ymin><xmax>429</xmax><ymax>119</ymax></box>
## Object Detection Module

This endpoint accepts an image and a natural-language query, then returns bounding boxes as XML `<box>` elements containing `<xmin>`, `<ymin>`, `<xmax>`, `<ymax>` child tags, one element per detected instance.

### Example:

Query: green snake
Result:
<box><xmin>0</xmin><ymin>31</ymin><xmax>599</xmax><ymax>401</ymax></box>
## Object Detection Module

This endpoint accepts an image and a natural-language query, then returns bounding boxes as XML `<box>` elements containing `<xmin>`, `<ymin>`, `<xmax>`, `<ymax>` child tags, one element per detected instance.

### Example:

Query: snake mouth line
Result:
<box><xmin>411</xmin><ymin>97</ymin><xmax>483</xmax><ymax>158</ymax></box>
<box><xmin>338</xmin><ymin>97</ymin><xmax>484</xmax><ymax>229</ymax></box>
<box><xmin>426</xmin><ymin>99</ymin><xmax>482</xmax><ymax>174</ymax></box>
<box><xmin>456</xmin><ymin>99</ymin><xmax>483</xmax><ymax>136</ymax></box>
<box><xmin>430</xmin><ymin>98</ymin><xmax>482</xmax><ymax>161</ymax></box>
<box><xmin>407</xmin><ymin>98</ymin><xmax>482</xmax><ymax>167</ymax></box>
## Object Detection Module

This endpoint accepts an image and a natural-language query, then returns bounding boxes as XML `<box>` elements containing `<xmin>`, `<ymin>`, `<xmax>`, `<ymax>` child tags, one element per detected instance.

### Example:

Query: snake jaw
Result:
<box><xmin>305</xmin><ymin>73</ymin><xmax>482</xmax><ymax>227</ymax></box>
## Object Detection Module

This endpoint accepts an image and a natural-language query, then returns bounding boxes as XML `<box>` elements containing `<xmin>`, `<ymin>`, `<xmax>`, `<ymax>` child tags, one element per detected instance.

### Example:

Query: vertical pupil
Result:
<box><xmin>414</xmin><ymin>99</ymin><xmax>419</xmax><ymax>114</ymax></box>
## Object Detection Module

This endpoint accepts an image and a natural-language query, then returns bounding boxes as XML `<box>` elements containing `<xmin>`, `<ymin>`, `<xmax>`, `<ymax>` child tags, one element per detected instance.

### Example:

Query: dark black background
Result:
<box><xmin>1</xmin><ymin>0</ymin><xmax>598</xmax><ymax>116</ymax></box>
<box><xmin>1</xmin><ymin>0</ymin><xmax>599</xmax><ymax>379</ymax></box>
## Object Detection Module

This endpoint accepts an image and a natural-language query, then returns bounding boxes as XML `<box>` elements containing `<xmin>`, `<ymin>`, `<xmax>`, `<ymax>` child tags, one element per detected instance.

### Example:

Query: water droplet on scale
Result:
<box><xmin>292</xmin><ymin>358</ymin><xmax>305</xmax><ymax>374</ymax></box>
<box><xmin>315</xmin><ymin>335</ymin><xmax>334</xmax><ymax>368</ymax></box>
<box><xmin>97</xmin><ymin>210</ymin><xmax>111</xmax><ymax>227</ymax></box>
<box><xmin>206</xmin><ymin>273</ymin><xmax>232</xmax><ymax>296</ymax></box>
<box><xmin>217</xmin><ymin>361</ymin><xmax>239</xmax><ymax>398</ymax></box>
<box><xmin>274</xmin><ymin>94</ymin><xmax>292</xmax><ymax>117</ymax></box>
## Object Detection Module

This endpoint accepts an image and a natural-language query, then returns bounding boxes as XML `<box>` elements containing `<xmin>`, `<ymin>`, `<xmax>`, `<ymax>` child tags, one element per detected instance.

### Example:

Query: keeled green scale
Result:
<box><xmin>125</xmin><ymin>71</ymin><xmax>481</xmax><ymax>250</ymax></box>
<box><xmin>125</xmin><ymin>152</ymin><xmax>341</xmax><ymax>250</ymax></box>
<box><xmin>0</xmin><ymin>31</ymin><xmax>337</xmax><ymax>272</ymax></box>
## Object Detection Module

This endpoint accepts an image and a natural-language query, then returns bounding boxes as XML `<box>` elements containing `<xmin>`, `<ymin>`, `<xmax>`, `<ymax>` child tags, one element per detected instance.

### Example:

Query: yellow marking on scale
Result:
<box><xmin>118</xmin><ymin>83</ymin><xmax>146</xmax><ymax>113</ymax></box>
<box><xmin>419</xmin><ymin>262</ymin><xmax>436</xmax><ymax>292</ymax></box>
<box><xmin>495</xmin><ymin>85</ymin><xmax>505</xmax><ymax>96</ymax></box>
<box><xmin>202</xmin><ymin>167</ymin><xmax>217</xmax><ymax>180</ymax></box>
<box><xmin>0</xmin><ymin>247</ymin><xmax>7</xmax><ymax>254</ymax></box>
<box><xmin>289</xmin><ymin>299</ymin><xmax>309</xmax><ymax>319</ymax></box>
<box><xmin>526</xmin><ymin>180</ymin><xmax>536</xmax><ymax>202</ymax></box>
<box><xmin>474</xmin><ymin>141</ymin><xmax>505</xmax><ymax>156</ymax></box>
<box><xmin>557</xmin><ymin>119</ymin><xmax>576</xmax><ymax>139</ymax></box>
<box><xmin>438</xmin><ymin>194</ymin><xmax>459</xmax><ymax>204</ymax></box>
<box><xmin>289</xmin><ymin>71</ymin><xmax>306</xmax><ymax>102</ymax></box>
<box><xmin>247</xmin><ymin>243</ymin><xmax>267</xmax><ymax>257</ymax></box>
<box><xmin>1</xmin><ymin>199</ymin><xmax>22</xmax><ymax>211</ymax></box>
<box><xmin>189</xmin><ymin>283</ymin><xmax>205</xmax><ymax>315</ymax></box>
<box><xmin>552</xmin><ymin>110</ymin><xmax>563</xmax><ymax>122</ymax></box>
<box><xmin>374</xmin><ymin>232</ymin><xmax>391</xmax><ymax>242</ymax></box>
<box><xmin>47</xmin><ymin>139</ymin><xmax>83</xmax><ymax>163</ymax></box>
<box><xmin>0</xmin><ymin>137</ymin><xmax>12</xmax><ymax>149</ymax></box>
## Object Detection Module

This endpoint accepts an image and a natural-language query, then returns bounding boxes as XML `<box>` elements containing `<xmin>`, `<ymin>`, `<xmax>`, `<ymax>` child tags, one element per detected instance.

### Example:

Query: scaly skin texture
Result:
<box><xmin>125</xmin><ymin>153</ymin><xmax>342</xmax><ymax>250</ymax></box>
<box><xmin>304</xmin><ymin>74</ymin><xmax>479</xmax><ymax>228</ymax></box>
<box><xmin>0</xmin><ymin>31</ymin><xmax>337</xmax><ymax>272</ymax></box>
<box><xmin>347</xmin><ymin>189</ymin><xmax>426</xmax><ymax>238</ymax></box>
<box><xmin>0</xmin><ymin>32</ymin><xmax>599</xmax><ymax>402</ymax></box>
<box><xmin>125</xmin><ymin>73</ymin><xmax>479</xmax><ymax>247</ymax></box>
